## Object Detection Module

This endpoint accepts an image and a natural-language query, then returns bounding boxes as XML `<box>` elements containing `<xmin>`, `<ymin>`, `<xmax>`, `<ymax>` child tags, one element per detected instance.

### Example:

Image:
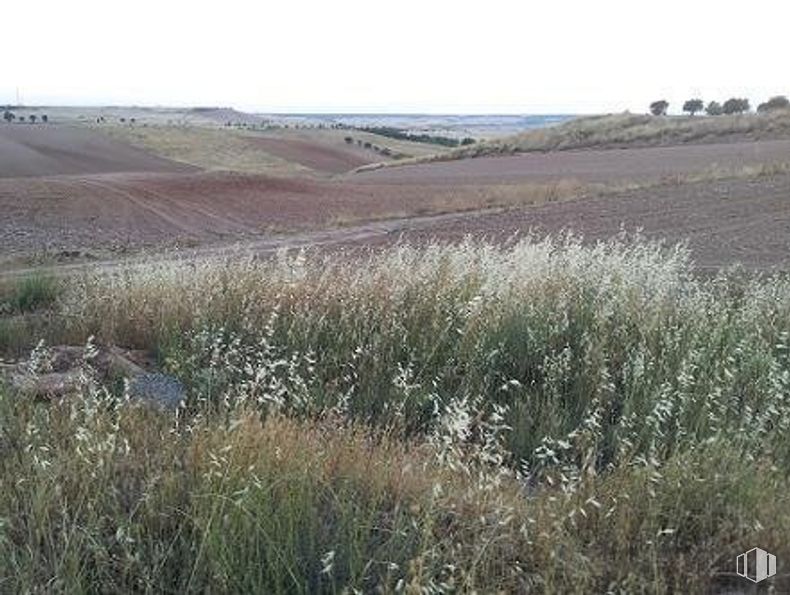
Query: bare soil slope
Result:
<box><xmin>0</xmin><ymin>126</ymin><xmax>195</xmax><ymax>178</ymax></box>
<box><xmin>367</xmin><ymin>174</ymin><xmax>790</xmax><ymax>271</ymax></box>
<box><xmin>246</xmin><ymin>136</ymin><xmax>375</xmax><ymax>173</ymax></box>
<box><xmin>354</xmin><ymin>139</ymin><xmax>790</xmax><ymax>185</ymax></box>
<box><xmin>3</xmin><ymin>168</ymin><xmax>790</xmax><ymax>272</ymax></box>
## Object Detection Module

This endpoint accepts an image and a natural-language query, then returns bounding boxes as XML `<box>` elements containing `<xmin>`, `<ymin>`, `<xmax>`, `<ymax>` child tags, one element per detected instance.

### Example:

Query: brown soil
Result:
<box><xmin>0</xmin><ymin>170</ymin><xmax>501</xmax><ymax>257</ymax></box>
<box><xmin>352</xmin><ymin>139</ymin><xmax>790</xmax><ymax>185</ymax></box>
<box><xmin>2</xmin><ymin>137</ymin><xmax>789</xmax><ymax>273</ymax></box>
<box><xmin>354</xmin><ymin>174</ymin><xmax>790</xmax><ymax>272</ymax></box>
<box><xmin>246</xmin><ymin>136</ymin><xmax>375</xmax><ymax>173</ymax></box>
<box><xmin>0</xmin><ymin>125</ymin><xmax>195</xmax><ymax>178</ymax></box>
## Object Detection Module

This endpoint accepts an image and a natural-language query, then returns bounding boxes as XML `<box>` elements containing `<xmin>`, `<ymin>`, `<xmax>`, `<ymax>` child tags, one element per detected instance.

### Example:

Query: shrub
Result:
<box><xmin>649</xmin><ymin>100</ymin><xmax>669</xmax><ymax>116</ymax></box>
<box><xmin>705</xmin><ymin>101</ymin><xmax>724</xmax><ymax>116</ymax></box>
<box><xmin>682</xmin><ymin>98</ymin><xmax>704</xmax><ymax>116</ymax></box>
<box><xmin>757</xmin><ymin>95</ymin><xmax>790</xmax><ymax>112</ymax></box>
<box><xmin>723</xmin><ymin>97</ymin><xmax>750</xmax><ymax>114</ymax></box>
<box><xmin>3</xmin><ymin>273</ymin><xmax>60</xmax><ymax>313</ymax></box>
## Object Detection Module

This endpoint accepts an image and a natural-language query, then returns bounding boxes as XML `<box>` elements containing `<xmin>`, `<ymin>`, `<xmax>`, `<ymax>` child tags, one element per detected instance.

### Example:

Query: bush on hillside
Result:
<box><xmin>758</xmin><ymin>95</ymin><xmax>790</xmax><ymax>112</ymax></box>
<box><xmin>649</xmin><ymin>100</ymin><xmax>669</xmax><ymax>116</ymax></box>
<box><xmin>682</xmin><ymin>98</ymin><xmax>704</xmax><ymax>116</ymax></box>
<box><xmin>723</xmin><ymin>97</ymin><xmax>750</xmax><ymax>114</ymax></box>
<box><xmin>705</xmin><ymin>101</ymin><xmax>724</xmax><ymax>116</ymax></box>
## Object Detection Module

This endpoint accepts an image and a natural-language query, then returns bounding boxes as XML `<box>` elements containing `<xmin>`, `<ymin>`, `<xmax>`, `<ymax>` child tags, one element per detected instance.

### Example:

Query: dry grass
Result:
<box><xmin>3</xmin><ymin>237</ymin><xmax>790</xmax><ymax>592</ymax></box>
<box><xmin>103</xmin><ymin>124</ymin><xmax>446</xmax><ymax>179</ymax></box>
<box><xmin>359</xmin><ymin>109</ymin><xmax>790</xmax><ymax>171</ymax></box>
<box><xmin>285</xmin><ymin>127</ymin><xmax>451</xmax><ymax>159</ymax></box>
<box><xmin>102</xmin><ymin>125</ymin><xmax>313</xmax><ymax>176</ymax></box>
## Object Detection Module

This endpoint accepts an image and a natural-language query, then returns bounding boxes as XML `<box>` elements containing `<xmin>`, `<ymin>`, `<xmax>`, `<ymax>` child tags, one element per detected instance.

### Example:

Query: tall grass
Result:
<box><xmin>58</xmin><ymin>236</ymin><xmax>790</xmax><ymax>469</ymax></box>
<box><xmin>3</xmin><ymin>235</ymin><xmax>790</xmax><ymax>591</ymax></box>
<box><xmin>0</xmin><ymin>273</ymin><xmax>60</xmax><ymax>314</ymax></box>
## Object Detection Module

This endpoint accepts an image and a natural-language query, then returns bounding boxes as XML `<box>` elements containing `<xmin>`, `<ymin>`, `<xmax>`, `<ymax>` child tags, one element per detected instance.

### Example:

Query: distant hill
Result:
<box><xmin>364</xmin><ymin>110</ymin><xmax>790</xmax><ymax>169</ymax></box>
<box><xmin>187</xmin><ymin>107</ymin><xmax>266</xmax><ymax>126</ymax></box>
<box><xmin>1</xmin><ymin>106</ymin><xmax>266</xmax><ymax>127</ymax></box>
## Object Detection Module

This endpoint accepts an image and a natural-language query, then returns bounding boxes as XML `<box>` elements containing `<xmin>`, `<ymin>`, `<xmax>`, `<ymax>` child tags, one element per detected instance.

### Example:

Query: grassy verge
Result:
<box><xmin>2</xmin><ymin>236</ymin><xmax>790</xmax><ymax>591</ymax></box>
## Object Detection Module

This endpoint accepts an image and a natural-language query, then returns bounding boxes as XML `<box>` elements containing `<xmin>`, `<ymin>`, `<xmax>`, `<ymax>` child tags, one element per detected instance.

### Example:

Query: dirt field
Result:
<box><xmin>0</xmin><ymin>125</ymin><xmax>195</xmax><ymax>178</ymax></box>
<box><xmin>104</xmin><ymin>125</ymin><xmax>447</xmax><ymax>177</ymax></box>
<box><xmin>246</xmin><ymin>136</ymin><xmax>375</xmax><ymax>173</ymax></box>
<box><xmin>0</xmin><ymin>171</ymin><xmax>515</xmax><ymax>260</ymax></box>
<box><xmin>352</xmin><ymin>139</ymin><xmax>790</xmax><ymax>185</ymax></box>
<box><xmin>361</xmin><ymin>174</ymin><xmax>790</xmax><ymax>271</ymax></box>
<box><xmin>2</xmin><ymin>129</ymin><xmax>789</xmax><ymax>273</ymax></box>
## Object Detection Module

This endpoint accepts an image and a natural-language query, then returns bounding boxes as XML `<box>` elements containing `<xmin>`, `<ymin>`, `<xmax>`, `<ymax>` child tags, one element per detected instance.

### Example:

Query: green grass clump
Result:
<box><xmin>2</xmin><ymin>274</ymin><xmax>60</xmax><ymax>313</ymax></box>
<box><xmin>3</xmin><ymin>236</ymin><xmax>790</xmax><ymax>591</ymax></box>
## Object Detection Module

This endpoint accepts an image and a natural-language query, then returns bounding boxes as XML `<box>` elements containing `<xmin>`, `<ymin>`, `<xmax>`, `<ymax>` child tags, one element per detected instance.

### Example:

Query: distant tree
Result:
<box><xmin>722</xmin><ymin>97</ymin><xmax>750</xmax><ymax>115</ymax></box>
<box><xmin>119</xmin><ymin>117</ymin><xmax>126</xmax><ymax>123</ymax></box>
<box><xmin>363</xmin><ymin>141</ymin><xmax>372</xmax><ymax>149</ymax></box>
<box><xmin>705</xmin><ymin>101</ymin><xmax>723</xmax><ymax>116</ymax></box>
<box><xmin>682</xmin><ymin>99</ymin><xmax>704</xmax><ymax>116</ymax></box>
<box><xmin>41</xmin><ymin>114</ymin><xmax>48</xmax><ymax>123</ymax></box>
<box><xmin>344</xmin><ymin>136</ymin><xmax>353</xmax><ymax>144</ymax></box>
<box><xmin>757</xmin><ymin>95</ymin><xmax>790</xmax><ymax>112</ymax></box>
<box><xmin>18</xmin><ymin>116</ymin><xmax>25</xmax><ymax>122</ymax></box>
<box><xmin>129</xmin><ymin>117</ymin><xmax>136</xmax><ymax>124</ymax></box>
<box><xmin>28</xmin><ymin>114</ymin><xmax>37</xmax><ymax>123</ymax></box>
<box><xmin>3</xmin><ymin>110</ymin><xmax>14</xmax><ymax>123</ymax></box>
<box><xmin>649</xmin><ymin>100</ymin><xmax>669</xmax><ymax>116</ymax></box>
<box><xmin>461</xmin><ymin>137</ymin><xmax>476</xmax><ymax>145</ymax></box>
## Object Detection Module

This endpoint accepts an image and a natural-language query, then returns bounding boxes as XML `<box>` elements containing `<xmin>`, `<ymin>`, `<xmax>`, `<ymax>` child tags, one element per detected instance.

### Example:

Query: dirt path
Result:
<box><xmin>0</xmin><ymin>209</ymin><xmax>503</xmax><ymax>279</ymax></box>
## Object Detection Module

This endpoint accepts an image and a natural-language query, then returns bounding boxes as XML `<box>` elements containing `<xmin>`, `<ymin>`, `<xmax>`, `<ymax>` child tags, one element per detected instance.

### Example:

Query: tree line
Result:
<box><xmin>3</xmin><ymin>109</ymin><xmax>49</xmax><ymax>124</ymax></box>
<box><xmin>649</xmin><ymin>95</ymin><xmax>789</xmax><ymax>117</ymax></box>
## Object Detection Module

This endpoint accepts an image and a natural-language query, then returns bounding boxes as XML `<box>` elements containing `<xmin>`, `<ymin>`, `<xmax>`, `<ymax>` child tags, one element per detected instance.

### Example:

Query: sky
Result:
<box><xmin>2</xmin><ymin>0</ymin><xmax>788</xmax><ymax>114</ymax></box>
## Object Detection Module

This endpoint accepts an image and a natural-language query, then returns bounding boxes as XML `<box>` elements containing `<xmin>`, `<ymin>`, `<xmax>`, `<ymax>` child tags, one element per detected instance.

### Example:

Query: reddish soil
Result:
<box><xmin>0</xmin><ymin>125</ymin><xmax>195</xmax><ymax>178</ymax></box>
<box><xmin>2</xmin><ymin>136</ymin><xmax>789</xmax><ymax>272</ymax></box>
<box><xmin>353</xmin><ymin>139</ymin><xmax>790</xmax><ymax>185</ymax></box>
<box><xmin>0</xmin><ymin>170</ymin><xmax>481</xmax><ymax>256</ymax></box>
<box><xmin>247</xmin><ymin>136</ymin><xmax>375</xmax><ymax>173</ymax></box>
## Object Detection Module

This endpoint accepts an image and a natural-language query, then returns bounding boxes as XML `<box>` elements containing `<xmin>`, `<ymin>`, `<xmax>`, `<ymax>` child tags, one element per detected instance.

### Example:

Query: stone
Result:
<box><xmin>127</xmin><ymin>372</ymin><xmax>186</xmax><ymax>411</ymax></box>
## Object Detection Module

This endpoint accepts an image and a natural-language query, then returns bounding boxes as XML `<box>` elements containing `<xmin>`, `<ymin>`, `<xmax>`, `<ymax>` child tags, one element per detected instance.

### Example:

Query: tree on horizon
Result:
<box><xmin>650</xmin><ymin>100</ymin><xmax>669</xmax><ymax>116</ymax></box>
<box><xmin>682</xmin><ymin>99</ymin><xmax>704</xmax><ymax>116</ymax></box>
<box><xmin>723</xmin><ymin>98</ymin><xmax>750</xmax><ymax>115</ymax></box>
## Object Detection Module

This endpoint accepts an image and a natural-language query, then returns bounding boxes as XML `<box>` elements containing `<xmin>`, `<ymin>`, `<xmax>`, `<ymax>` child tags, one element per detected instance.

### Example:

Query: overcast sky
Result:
<box><xmin>2</xmin><ymin>0</ymin><xmax>787</xmax><ymax>114</ymax></box>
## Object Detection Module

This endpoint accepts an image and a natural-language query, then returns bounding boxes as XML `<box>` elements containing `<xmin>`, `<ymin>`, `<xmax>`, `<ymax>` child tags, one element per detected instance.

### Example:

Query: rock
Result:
<box><xmin>9</xmin><ymin>370</ymin><xmax>84</xmax><ymax>400</ymax></box>
<box><xmin>48</xmin><ymin>345</ymin><xmax>149</xmax><ymax>377</ymax></box>
<box><xmin>1</xmin><ymin>344</ymin><xmax>184</xmax><ymax>411</ymax></box>
<box><xmin>127</xmin><ymin>373</ymin><xmax>186</xmax><ymax>411</ymax></box>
